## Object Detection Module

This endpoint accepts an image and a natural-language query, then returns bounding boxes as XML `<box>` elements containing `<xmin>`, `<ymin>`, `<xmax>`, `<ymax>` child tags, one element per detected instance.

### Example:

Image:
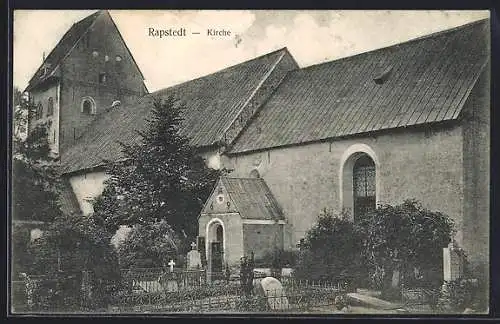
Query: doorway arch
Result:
<box><xmin>205</xmin><ymin>218</ymin><xmax>225</xmax><ymax>275</ymax></box>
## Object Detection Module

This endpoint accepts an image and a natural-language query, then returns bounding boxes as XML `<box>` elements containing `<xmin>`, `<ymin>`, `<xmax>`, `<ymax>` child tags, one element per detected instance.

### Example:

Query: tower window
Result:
<box><xmin>99</xmin><ymin>73</ymin><xmax>107</xmax><ymax>84</ymax></box>
<box><xmin>115</xmin><ymin>55</ymin><xmax>122</xmax><ymax>62</ymax></box>
<box><xmin>81</xmin><ymin>97</ymin><xmax>96</xmax><ymax>115</ymax></box>
<box><xmin>47</xmin><ymin>97</ymin><xmax>54</xmax><ymax>116</ymax></box>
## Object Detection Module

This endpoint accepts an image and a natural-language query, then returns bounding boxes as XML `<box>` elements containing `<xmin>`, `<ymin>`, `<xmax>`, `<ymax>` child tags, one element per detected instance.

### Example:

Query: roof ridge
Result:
<box><xmin>296</xmin><ymin>18</ymin><xmax>488</xmax><ymax>74</ymax></box>
<box><xmin>151</xmin><ymin>47</ymin><xmax>290</xmax><ymax>95</ymax></box>
<box><xmin>220</xmin><ymin>50</ymin><xmax>287</xmax><ymax>142</ymax></box>
<box><xmin>25</xmin><ymin>10</ymin><xmax>102</xmax><ymax>91</ymax></box>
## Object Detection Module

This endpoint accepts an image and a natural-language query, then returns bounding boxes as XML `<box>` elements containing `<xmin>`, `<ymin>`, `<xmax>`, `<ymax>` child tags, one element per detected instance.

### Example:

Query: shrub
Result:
<box><xmin>293</xmin><ymin>209</ymin><xmax>364</xmax><ymax>283</ymax></box>
<box><xmin>253</xmin><ymin>249</ymin><xmax>298</xmax><ymax>268</ymax></box>
<box><xmin>28</xmin><ymin>213</ymin><xmax>121</xmax><ymax>310</ymax></box>
<box><xmin>356</xmin><ymin>199</ymin><xmax>455</xmax><ymax>295</ymax></box>
<box><xmin>436</xmin><ymin>279</ymin><xmax>487</xmax><ymax>313</ymax></box>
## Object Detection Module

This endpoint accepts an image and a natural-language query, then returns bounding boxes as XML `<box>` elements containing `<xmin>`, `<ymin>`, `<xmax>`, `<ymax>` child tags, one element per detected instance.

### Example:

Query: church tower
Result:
<box><xmin>25</xmin><ymin>10</ymin><xmax>148</xmax><ymax>156</ymax></box>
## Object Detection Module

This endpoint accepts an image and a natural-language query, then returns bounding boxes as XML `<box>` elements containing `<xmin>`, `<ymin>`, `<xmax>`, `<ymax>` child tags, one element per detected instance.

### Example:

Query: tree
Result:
<box><xmin>93</xmin><ymin>96</ymin><xmax>220</xmax><ymax>251</ymax></box>
<box><xmin>294</xmin><ymin>209</ymin><xmax>364</xmax><ymax>284</ymax></box>
<box><xmin>357</xmin><ymin>199</ymin><xmax>455</xmax><ymax>297</ymax></box>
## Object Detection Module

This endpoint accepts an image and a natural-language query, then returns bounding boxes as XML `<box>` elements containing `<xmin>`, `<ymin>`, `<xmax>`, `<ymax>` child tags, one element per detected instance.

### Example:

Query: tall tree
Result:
<box><xmin>93</xmin><ymin>96</ymin><xmax>220</xmax><ymax>244</ymax></box>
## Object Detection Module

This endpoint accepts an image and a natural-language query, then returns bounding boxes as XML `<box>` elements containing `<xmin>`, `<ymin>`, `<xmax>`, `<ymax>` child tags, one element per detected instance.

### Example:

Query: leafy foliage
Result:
<box><xmin>357</xmin><ymin>199</ymin><xmax>455</xmax><ymax>291</ymax></box>
<box><xmin>12</xmin><ymin>99</ymin><xmax>62</xmax><ymax>223</ymax></box>
<box><xmin>93</xmin><ymin>96</ymin><xmax>220</xmax><ymax>243</ymax></box>
<box><xmin>11</xmin><ymin>96</ymin><xmax>64</xmax><ymax>280</ymax></box>
<box><xmin>27</xmin><ymin>213</ymin><xmax>121</xmax><ymax>309</ymax></box>
<box><xmin>436</xmin><ymin>279</ymin><xmax>487</xmax><ymax>313</ymax></box>
<box><xmin>29</xmin><ymin>213</ymin><xmax>119</xmax><ymax>276</ymax></box>
<box><xmin>294</xmin><ymin>209</ymin><xmax>364</xmax><ymax>282</ymax></box>
<box><xmin>117</xmin><ymin>220</ymin><xmax>179</xmax><ymax>269</ymax></box>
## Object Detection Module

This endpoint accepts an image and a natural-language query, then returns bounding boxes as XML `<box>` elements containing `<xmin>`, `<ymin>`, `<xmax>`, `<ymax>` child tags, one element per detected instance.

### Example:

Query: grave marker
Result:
<box><xmin>168</xmin><ymin>259</ymin><xmax>175</xmax><ymax>273</ymax></box>
<box><xmin>255</xmin><ymin>276</ymin><xmax>289</xmax><ymax>311</ymax></box>
<box><xmin>443</xmin><ymin>242</ymin><xmax>465</xmax><ymax>281</ymax></box>
<box><xmin>187</xmin><ymin>242</ymin><xmax>202</xmax><ymax>270</ymax></box>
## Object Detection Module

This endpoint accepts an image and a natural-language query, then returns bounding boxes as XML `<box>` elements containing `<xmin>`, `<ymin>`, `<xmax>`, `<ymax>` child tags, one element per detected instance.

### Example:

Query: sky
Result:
<box><xmin>13</xmin><ymin>10</ymin><xmax>489</xmax><ymax>93</ymax></box>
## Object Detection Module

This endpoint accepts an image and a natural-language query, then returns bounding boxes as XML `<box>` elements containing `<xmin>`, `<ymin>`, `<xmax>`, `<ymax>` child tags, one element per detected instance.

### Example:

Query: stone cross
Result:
<box><xmin>191</xmin><ymin>242</ymin><xmax>197</xmax><ymax>250</ymax></box>
<box><xmin>168</xmin><ymin>259</ymin><xmax>175</xmax><ymax>273</ymax></box>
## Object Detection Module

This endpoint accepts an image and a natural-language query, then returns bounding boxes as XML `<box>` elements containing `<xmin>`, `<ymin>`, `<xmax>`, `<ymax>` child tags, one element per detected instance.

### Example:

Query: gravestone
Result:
<box><xmin>160</xmin><ymin>260</ymin><xmax>179</xmax><ymax>292</ymax></box>
<box><xmin>443</xmin><ymin>242</ymin><xmax>465</xmax><ymax>281</ymax></box>
<box><xmin>255</xmin><ymin>276</ymin><xmax>289</xmax><ymax>311</ymax></box>
<box><xmin>158</xmin><ymin>272</ymin><xmax>179</xmax><ymax>293</ymax></box>
<box><xmin>186</xmin><ymin>242</ymin><xmax>202</xmax><ymax>270</ymax></box>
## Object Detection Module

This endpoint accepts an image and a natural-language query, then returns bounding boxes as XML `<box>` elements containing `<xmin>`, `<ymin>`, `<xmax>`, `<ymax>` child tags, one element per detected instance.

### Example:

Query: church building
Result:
<box><xmin>24</xmin><ymin>11</ymin><xmax>490</xmax><ymax>284</ymax></box>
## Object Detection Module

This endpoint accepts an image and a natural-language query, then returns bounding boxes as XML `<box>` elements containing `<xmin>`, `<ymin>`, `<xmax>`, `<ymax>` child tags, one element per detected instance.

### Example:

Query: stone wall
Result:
<box><xmin>225</xmin><ymin>123</ymin><xmax>464</xmax><ymax>251</ymax></box>
<box><xmin>58</xmin><ymin>12</ymin><xmax>146</xmax><ymax>151</ymax></box>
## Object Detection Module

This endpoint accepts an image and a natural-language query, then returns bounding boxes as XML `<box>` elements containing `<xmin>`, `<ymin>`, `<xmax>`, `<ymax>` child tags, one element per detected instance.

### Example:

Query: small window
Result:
<box><xmin>81</xmin><ymin>97</ymin><xmax>96</xmax><ymax>115</ymax></box>
<box><xmin>47</xmin><ymin>97</ymin><xmax>54</xmax><ymax>116</ymax></box>
<box><xmin>105</xmin><ymin>55</ymin><xmax>110</xmax><ymax>62</ymax></box>
<box><xmin>115</xmin><ymin>55</ymin><xmax>122</xmax><ymax>62</ymax></box>
<box><xmin>99</xmin><ymin>73</ymin><xmax>107</xmax><ymax>84</ymax></box>
<box><xmin>92</xmin><ymin>50</ymin><xmax>99</xmax><ymax>58</ymax></box>
<box><xmin>36</xmin><ymin>102</ymin><xmax>43</xmax><ymax>119</ymax></box>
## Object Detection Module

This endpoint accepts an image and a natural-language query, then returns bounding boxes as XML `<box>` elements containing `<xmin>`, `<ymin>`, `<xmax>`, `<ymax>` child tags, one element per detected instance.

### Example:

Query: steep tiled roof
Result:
<box><xmin>60</xmin><ymin>48</ymin><xmax>293</xmax><ymax>174</ymax></box>
<box><xmin>222</xmin><ymin>177</ymin><xmax>284</xmax><ymax>220</ymax></box>
<box><xmin>25</xmin><ymin>11</ymin><xmax>101</xmax><ymax>91</ymax></box>
<box><xmin>229</xmin><ymin>19</ymin><xmax>489</xmax><ymax>154</ymax></box>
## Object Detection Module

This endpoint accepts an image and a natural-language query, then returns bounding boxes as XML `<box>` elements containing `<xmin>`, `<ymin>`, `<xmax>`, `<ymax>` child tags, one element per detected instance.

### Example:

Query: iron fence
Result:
<box><xmin>109</xmin><ymin>276</ymin><xmax>344</xmax><ymax>313</ymax></box>
<box><xmin>120</xmin><ymin>268</ymin><xmax>207</xmax><ymax>293</ymax></box>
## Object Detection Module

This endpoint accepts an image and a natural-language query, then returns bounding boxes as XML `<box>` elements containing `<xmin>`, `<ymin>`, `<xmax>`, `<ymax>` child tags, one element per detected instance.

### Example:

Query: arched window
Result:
<box><xmin>353</xmin><ymin>154</ymin><xmax>376</xmax><ymax>220</ymax></box>
<box><xmin>47</xmin><ymin>97</ymin><xmax>54</xmax><ymax>116</ymax></box>
<box><xmin>81</xmin><ymin>97</ymin><xmax>96</xmax><ymax>115</ymax></box>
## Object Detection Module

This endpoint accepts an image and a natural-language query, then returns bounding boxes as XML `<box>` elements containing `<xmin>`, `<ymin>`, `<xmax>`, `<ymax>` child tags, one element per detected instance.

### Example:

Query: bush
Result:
<box><xmin>28</xmin><ymin>213</ymin><xmax>121</xmax><ymax>310</ymax></box>
<box><xmin>293</xmin><ymin>209</ymin><xmax>364</xmax><ymax>283</ymax></box>
<box><xmin>253</xmin><ymin>249</ymin><xmax>298</xmax><ymax>268</ymax></box>
<box><xmin>357</xmin><ymin>199</ymin><xmax>455</xmax><ymax>294</ymax></box>
<box><xmin>436</xmin><ymin>279</ymin><xmax>487</xmax><ymax>313</ymax></box>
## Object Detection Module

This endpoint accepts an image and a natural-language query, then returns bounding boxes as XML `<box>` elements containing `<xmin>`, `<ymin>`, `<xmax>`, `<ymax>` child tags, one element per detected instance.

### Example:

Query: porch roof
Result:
<box><xmin>221</xmin><ymin>177</ymin><xmax>285</xmax><ymax>221</ymax></box>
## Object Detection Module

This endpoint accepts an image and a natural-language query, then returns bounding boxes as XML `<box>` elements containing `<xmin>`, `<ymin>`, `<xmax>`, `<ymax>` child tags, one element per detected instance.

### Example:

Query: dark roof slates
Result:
<box><xmin>222</xmin><ymin>177</ymin><xmax>284</xmax><ymax>220</ymax></box>
<box><xmin>229</xmin><ymin>19</ymin><xmax>489</xmax><ymax>154</ymax></box>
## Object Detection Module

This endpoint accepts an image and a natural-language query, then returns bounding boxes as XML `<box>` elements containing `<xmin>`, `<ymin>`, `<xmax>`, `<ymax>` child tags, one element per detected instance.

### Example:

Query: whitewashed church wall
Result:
<box><xmin>225</xmin><ymin>125</ymin><xmax>465</xmax><ymax>252</ymax></box>
<box><xmin>200</xmin><ymin>150</ymin><xmax>221</xmax><ymax>170</ymax></box>
<box><xmin>68</xmin><ymin>171</ymin><xmax>110</xmax><ymax>216</ymax></box>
